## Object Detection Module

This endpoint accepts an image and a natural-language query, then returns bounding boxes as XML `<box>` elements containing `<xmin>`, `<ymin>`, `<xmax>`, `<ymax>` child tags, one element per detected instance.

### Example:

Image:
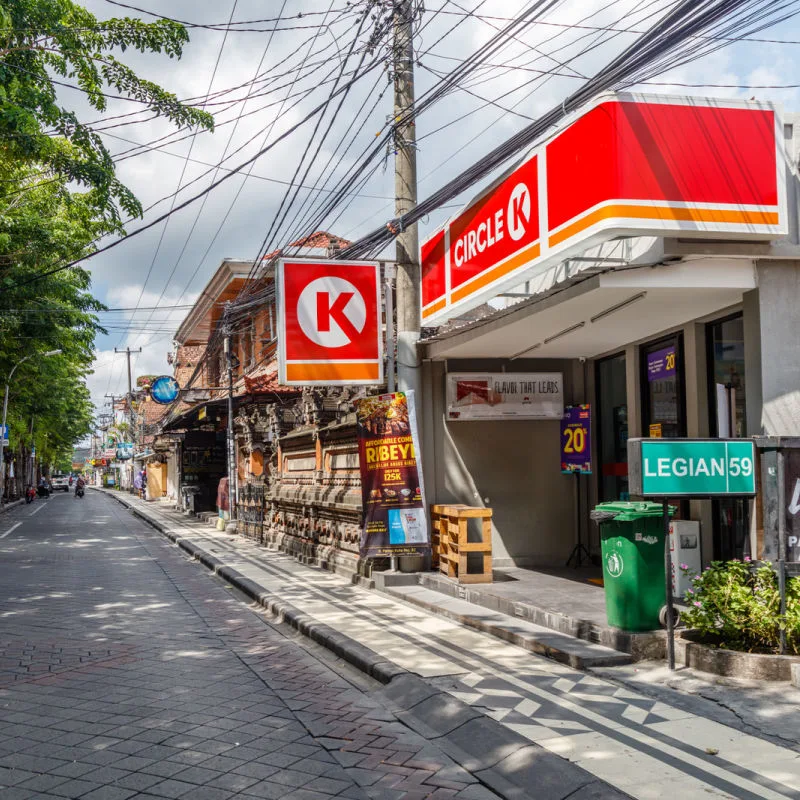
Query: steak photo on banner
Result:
<box><xmin>356</xmin><ymin>391</ymin><xmax>429</xmax><ymax>558</ymax></box>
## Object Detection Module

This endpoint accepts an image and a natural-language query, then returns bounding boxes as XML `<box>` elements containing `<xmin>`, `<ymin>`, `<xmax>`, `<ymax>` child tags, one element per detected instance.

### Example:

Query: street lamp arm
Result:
<box><xmin>7</xmin><ymin>354</ymin><xmax>33</xmax><ymax>382</ymax></box>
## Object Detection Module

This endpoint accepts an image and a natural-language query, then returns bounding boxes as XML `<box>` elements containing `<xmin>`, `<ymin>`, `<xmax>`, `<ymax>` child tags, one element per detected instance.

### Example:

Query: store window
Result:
<box><xmin>707</xmin><ymin>313</ymin><xmax>748</xmax><ymax>560</ymax></box>
<box><xmin>641</xmin><ymin>335</ymin><xmax>685</xmax><ymax>439</ymax></box>
<box><xmin>596</xmin><ymin>353</ymin><xmax>628</xmax><ymax>501</ymax></box>
<box><xmin>641</xmin><ymin>334</ymin><xmax>687</xmax><ymax>517</ymax></box>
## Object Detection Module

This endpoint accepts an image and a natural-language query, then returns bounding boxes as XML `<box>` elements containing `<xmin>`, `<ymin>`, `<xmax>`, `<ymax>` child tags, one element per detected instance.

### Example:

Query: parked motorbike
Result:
<box><xmin>25</xmin><ymin>486</ymin><xmax>35</xmax><ymax>504</ymax></box>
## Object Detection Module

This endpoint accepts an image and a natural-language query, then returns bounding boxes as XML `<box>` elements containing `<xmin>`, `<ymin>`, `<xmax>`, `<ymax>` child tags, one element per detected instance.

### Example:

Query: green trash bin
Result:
<box><xmin>591</xmin><ymin>501</ymin><xmax>671</xmax><ymax>631</ymax></box>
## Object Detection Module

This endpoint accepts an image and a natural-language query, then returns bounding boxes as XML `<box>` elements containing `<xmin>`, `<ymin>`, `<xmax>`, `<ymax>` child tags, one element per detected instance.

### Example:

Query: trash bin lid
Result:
<box><xmin>591</xmin><ymin>500</ymin><xmax>670</xmax><ymax>521</ymax></box>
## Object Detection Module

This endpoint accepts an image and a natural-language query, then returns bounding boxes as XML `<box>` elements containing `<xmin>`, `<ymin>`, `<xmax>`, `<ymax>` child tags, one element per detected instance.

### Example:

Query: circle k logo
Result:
<box><xmin>507</xmin><ymin>182</ymin><xmax>531</xmax><ymax>242</ymax></box>
<box><xmin>297</xmin><ymin>276</ymin><xmax>367</xmax><ymax>348</ymax></box>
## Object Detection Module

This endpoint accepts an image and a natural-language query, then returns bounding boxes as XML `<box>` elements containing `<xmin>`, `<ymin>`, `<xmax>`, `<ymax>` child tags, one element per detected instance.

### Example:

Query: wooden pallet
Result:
<box><xmin>432</xmin><ymin>504</ymin><xmax>492</xmax><ymax>584</ymax></box>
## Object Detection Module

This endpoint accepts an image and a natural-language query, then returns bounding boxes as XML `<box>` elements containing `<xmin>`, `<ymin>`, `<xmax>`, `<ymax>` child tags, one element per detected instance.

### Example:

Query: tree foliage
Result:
<box><xmin>0</xmin><ymin>0</ymin><xmax>214</xmax><ymax>224</ymax></box>
<box><xmin>0</xmin><ymin>1</ymin><xmax>214</xmax><ymax>474</ymax></box>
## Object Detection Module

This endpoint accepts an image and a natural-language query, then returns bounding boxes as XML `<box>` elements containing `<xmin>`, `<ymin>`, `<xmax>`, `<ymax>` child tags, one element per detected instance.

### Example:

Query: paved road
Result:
<box><xmin>0</xmin><ymin>492</ymin><xmax>497</xmax><ymax>800</ymax></box>
<box><xmin>121</xmin><ymin>494</ymin><xmax>800</xmax><ymax>800</ymax></box>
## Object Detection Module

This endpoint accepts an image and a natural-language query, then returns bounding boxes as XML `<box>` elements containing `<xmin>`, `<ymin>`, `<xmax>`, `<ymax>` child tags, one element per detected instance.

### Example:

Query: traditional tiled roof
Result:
<box><xmin>262</xmin><ymin>230</ymin><xmax>352</xmax><ymax>260</ymax></box>
<box><xmin>243</xmin><ymin>363</ymin><xmax>298</xmax><ymax>396</ymax></box>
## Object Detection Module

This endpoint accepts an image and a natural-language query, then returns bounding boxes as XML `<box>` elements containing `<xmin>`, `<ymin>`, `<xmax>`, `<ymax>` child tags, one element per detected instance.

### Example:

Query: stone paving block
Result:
<box><xmin>145</xmin><ymin>777</ymin><xmax>198</xmax><ymax>798</ymax></box>
<box><xmin>80</xmin><ymin>786</ymin><xmax>139</xmax><ymax>800</ymax></box>
<box><xmin>47</xmin><ymin>778</ymin><xmax>104</xmax><ymax>797</ymax></box>
<box><xmin>239</xmin><ymin>778</ymin><xmax>289</xmax><ymax>798</ymax></box>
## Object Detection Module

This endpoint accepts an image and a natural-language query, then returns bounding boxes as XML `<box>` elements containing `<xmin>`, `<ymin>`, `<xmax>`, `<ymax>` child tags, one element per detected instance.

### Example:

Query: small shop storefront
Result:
<box><xmin>416</xmin><ymin>92</ymin><xmax>799</xmax><ymax>570</ymax></box>
<box><xmin>419</xmin><ymin>252</ymin><xmax>800</xmax><ymax>569</ymax></box>
<box><xmin>160</xmin><ymin>400</ymin><xmax>230</xmax><ymax>513</ymax></box>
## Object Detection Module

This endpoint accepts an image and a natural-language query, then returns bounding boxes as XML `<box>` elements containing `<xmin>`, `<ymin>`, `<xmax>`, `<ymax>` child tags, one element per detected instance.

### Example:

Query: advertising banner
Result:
<box><xmin>115</xmin><ymin>442</ymin><xmax>134</xmax><ymax>461</ymax></box>
<box><xmin>561</xmin><ymin>405</ymin><xmax>591</xmax><ymax>474</ymax></box>
<box><xmin>356</xmin><ymin>391</ymin><xmax>428</xmax><ymax>558</ymax></box>
<box><xmin>784</xmin><ymin>451</ymin><xmax>800</xmax><ymax>561</ymax></box>
<box><xmin>647</xmin><ymin>346</ymin><xmax>676</xmax><ymax>382</ymax></box>
<box><xmin>446</xmin><ymin>373</ymin><xmax>563</xmax><ymax>420</ymax></box>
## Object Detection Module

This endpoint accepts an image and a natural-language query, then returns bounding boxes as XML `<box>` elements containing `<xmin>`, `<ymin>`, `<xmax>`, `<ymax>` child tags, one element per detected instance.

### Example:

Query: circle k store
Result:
<box><xmin>416</xmin><ymin>92</ymin><xmax>797</xmax><ymax>570</ymax></box>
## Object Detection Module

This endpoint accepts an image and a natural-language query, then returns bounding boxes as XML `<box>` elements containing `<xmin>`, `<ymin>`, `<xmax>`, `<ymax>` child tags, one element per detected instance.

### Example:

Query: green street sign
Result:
<box><xmin>628</xmin><ymin>438</ymin><xmax>757</xmax><ymax>497</ymax></box>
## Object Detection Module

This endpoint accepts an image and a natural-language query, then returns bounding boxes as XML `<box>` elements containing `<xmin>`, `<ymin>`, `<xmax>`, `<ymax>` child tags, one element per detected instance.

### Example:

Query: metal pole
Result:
<box><xmin>224</xmin><ymin>329</ymin><xmax>237</xmax><ymax>523</ymax></box>
<box><xmin>28</xmin><ymin>416</ymin><xmax>34</xmax><ymax>488</ymax></box>
<box><xmin>385</xmin><ymin>265</ymin><xmax>396</xmax><ymax>394</ymax></box>
<box><xmin>663</xmin><ymin>499</ymin><xmax>675</xmax><ymax>670</ymax></box>
<box><xmin>393</xmin><ymin>0</ymin><xmax>420</xmax><ymax>397</ymax></box>
<box><xmin>777</xmin><ymin>448</ymin><xmax>788</xmax><ymax>655</ymax></box>
<box><xmin>0</xmin><ymin>356</ymin><xmax>32</xmax><ymax>506</ymax></box>
<box><xmin>0</xmin><ymin>382</ymin><xmax>9</xmax><ymax>507</ymax></box>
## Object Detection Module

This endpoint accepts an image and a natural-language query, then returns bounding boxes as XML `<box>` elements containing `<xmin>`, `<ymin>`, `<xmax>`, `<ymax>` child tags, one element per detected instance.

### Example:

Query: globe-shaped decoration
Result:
<box><xmin>150</xmin><ymin>375</ymin><xmax>180</xmax><ymax>405</ymax></box>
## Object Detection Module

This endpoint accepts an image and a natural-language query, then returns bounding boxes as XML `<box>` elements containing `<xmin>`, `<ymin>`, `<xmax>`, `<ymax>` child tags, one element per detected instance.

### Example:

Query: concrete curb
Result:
<box><xmin>101</xmin><ymin>490</ymin><xmax>634</xmax><ymax>800</ymax></box>
<box><xmin>0</xmin><ymin>498</ymin><xmax>25</xmax><ymax>514</ymax></box>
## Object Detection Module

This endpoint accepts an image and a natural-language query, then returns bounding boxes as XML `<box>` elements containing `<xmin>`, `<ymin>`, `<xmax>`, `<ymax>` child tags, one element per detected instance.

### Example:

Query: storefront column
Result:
<box><xmin>744</xmin><ymin>260</ymin><xmax>800</xmax><ymax>435</ymax></box>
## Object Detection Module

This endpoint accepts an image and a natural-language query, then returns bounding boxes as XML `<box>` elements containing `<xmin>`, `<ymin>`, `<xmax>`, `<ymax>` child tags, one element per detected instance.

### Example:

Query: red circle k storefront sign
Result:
<box><xmin>277</xmin><ymin>259</ymin><xmax>383</xmax><ymax>386</ymax></box>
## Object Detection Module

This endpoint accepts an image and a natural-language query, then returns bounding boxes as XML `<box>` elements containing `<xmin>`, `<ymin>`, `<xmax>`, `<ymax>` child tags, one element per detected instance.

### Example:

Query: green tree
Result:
<box><xmin>0</xmin><ymin>0</ymin><xmax>214</xmax><ymax>224</ymax></box>
<box><xmin>0</xmin><ymin>1</ymin><xmax>215</xmax><ymax>485</ymax></box>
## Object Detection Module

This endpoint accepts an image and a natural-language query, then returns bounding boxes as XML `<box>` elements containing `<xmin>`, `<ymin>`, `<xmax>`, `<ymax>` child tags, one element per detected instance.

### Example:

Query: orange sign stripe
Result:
<box><xmin>286</xmin><ymin>362</ymin><xmax>380</xmax><ymax>382</ymax></box>
<box><xmin>549</xmin><ymin>204</ymin><xmax>780</xmax><ymax>248</ymax></box>
<box><xmin>451</xmin><ymin>241</ymin><xmax>541</xmax><ymax>305</ymax></box>
<box><xmin>422</xmin><ymin>296</ymin><xmax>447</xmax><ymax>319</ymax></box>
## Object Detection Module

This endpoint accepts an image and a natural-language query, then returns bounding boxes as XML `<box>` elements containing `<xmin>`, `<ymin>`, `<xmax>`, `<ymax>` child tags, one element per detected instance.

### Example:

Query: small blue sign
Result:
<box><xmin>387</xmin><ymin>509</ymin><xmax>406</xmax><ymax>544</ymax></box>
<box><xmin>116</xmin><ymin>442</ymin><xmax>134</xmax><ymax>460</ymax></box>
<box><xmin>150</xmin><ymin>375</ymin><xmax>180</xmax><ymax>405</ymax></box>
<box><xmin>0</xmin><ymin>424</ymin><xmax>8</xmax><ymax>446</ymax></box>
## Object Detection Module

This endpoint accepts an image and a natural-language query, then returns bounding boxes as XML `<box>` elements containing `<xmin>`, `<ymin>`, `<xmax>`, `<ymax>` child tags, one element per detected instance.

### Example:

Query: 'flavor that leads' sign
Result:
<box><xmin>628</xmin><ymin>438</ymin><xmax>756</xmax><ymax>497</ymax></box>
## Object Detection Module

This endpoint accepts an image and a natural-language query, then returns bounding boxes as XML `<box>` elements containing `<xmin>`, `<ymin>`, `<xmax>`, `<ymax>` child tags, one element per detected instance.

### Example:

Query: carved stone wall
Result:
<box><xmin>235</xmin><ymin>388</ymin><xmax>377</xmax><ymax>580</ymax></box>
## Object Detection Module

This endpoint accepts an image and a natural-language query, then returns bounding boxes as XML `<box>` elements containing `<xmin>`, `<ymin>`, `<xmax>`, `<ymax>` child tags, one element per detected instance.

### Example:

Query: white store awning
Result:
<box><xmin>421</xmin><ymin>257</ymin><xmax>755</xmax><ymax>361</ymax></box>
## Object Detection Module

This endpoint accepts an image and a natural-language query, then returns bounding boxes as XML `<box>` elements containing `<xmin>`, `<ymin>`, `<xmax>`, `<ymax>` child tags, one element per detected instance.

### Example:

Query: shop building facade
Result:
<box><xmin>415</xmin><ymin>95</ymin><xmax>800</xmax><ymax>570</ymax></box>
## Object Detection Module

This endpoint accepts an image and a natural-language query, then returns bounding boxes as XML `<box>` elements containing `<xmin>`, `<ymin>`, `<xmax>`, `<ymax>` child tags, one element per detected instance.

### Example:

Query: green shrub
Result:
<box><xmin>681</xmin><ymin>559</ymin><xmax>800</xmax><ymax>655</ymax></box>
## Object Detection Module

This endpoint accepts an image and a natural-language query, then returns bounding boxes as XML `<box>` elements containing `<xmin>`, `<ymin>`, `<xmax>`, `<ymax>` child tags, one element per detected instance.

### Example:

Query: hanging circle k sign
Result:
<box><xmin>297</xmin><ymin>276</ymin><xmax>367</xmax><ymax>348</ymax></box>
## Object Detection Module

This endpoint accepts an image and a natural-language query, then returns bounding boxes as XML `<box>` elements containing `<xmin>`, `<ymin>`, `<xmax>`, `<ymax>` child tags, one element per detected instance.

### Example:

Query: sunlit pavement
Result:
<box><xmin>106</xmin><ymin>491</ymin><xmax>800</xmax><ymax>800</ymax></box>
<box><xmin>0</xmin><ymin>492</ymin><xmax>511</xmax><ymax>800</ymax></box>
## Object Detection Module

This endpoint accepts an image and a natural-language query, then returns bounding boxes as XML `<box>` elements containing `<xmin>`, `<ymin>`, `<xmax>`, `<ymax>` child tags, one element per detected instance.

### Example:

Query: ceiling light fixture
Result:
<box><xmin>509</xmin><ymin>342</ymin><xmax>542</xmax><ymax>361</ymax></box>
<box><xmin>590</xmin><ymin>292</ymin><xmax>647</xmax><ymax>324</ymax></box>
<box><xmin>544</xmin><ymin>321</ymin><xmax>586</xmax><ymax>344</ymax></box>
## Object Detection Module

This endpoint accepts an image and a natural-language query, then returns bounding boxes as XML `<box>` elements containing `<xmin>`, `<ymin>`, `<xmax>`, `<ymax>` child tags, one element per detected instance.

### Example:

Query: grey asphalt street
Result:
<box><xmin>0</xmin><ymin>491</ymin><xmax>496</xmax><ymax>800</ymax></box>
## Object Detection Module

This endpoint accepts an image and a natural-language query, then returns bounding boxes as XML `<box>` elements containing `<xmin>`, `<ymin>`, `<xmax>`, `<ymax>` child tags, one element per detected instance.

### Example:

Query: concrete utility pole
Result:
<box><xmin>393</xmin><ymin>0</ymin><xmax>420</xmax><ymax>396</ymax></box>
<box><xmin>115</xmin><ymin>347</ymin><xmax>142</xmax><ymax>400</ymax></box>
<box><xmin>114</xmin><ymin>347</ymin><xmax>141</xmax><ymax>490</ymax></box>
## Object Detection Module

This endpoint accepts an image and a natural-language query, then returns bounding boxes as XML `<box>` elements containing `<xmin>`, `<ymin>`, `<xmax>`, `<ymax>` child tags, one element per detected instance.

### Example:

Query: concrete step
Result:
<box><xmin>416</xmin><ymin>572</ymin><xmax>665</xmax><ymax>661</ymax></box>
<box><xmin>382</xmin><ymin>584</ymin><xmax>632</xmax><ymax>669</ymax></box>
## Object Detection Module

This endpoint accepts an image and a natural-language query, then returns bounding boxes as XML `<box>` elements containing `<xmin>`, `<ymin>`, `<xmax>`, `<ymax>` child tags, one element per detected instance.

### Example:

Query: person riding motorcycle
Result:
<box><xmin>74</xmin><ymin>475</ymin><xmax>85</xmax><ymax>499</ymax></box>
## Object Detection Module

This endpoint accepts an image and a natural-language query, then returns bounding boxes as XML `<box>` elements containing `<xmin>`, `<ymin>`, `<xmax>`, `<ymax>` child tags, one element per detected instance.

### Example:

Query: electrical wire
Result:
<box><xmin>341</xmin><ymin>0</ymin><xmax>795</xmax><ymax>260</ymax></box>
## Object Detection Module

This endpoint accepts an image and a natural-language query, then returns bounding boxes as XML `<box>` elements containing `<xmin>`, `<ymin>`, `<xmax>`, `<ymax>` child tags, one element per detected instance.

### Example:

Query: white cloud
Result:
<box><xmin>71</xmin><ymin>0</ymin><xmax>800</xmax><ymax>421</ymax></box>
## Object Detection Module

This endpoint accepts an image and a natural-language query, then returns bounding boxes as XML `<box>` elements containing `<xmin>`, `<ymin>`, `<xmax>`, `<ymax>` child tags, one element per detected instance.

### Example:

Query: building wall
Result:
<box><xmin>422</xmin><ymin>357</ymin><xmax>579</xmax><ymax>568</ymax></box>
<box><xmin>745</xmin><ymin>260</ymin><xmax>800</xmax><ymax>435</ymax></box>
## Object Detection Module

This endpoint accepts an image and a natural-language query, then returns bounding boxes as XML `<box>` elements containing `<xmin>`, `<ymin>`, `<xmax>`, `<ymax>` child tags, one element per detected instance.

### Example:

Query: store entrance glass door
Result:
<box><xmin>597</xmin><ymin>353</ymin><xmax>628</xmax><ymax>501</ymax></box>
<box><xmin>707</xmin><ymin>314</ymin><xmax>748</xmax><ymax>560</ymax></box>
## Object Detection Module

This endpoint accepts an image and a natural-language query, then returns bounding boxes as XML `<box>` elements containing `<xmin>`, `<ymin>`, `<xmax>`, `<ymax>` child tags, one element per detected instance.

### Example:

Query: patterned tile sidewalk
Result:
<box><xmin>112</xmin><ymin>491</ymin><xmax>800</xmax><ymax>800</ymax></box>
<box><xmin>0</xmin><ymin>492</ymin><xmax>501</xmax><ymax>799</ymax></box>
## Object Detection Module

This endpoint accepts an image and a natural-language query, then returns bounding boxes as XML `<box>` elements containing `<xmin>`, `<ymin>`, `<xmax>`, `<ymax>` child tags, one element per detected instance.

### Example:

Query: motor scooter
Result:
<box><xmin>75</xmin><ymin>487</ymin><xmax>85</xmax><ymax>499</ymax></box>
<box><xmin>25</xmin><ymin>486</ymin><xmax>35</xmax><ymax>504</ymax></box>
